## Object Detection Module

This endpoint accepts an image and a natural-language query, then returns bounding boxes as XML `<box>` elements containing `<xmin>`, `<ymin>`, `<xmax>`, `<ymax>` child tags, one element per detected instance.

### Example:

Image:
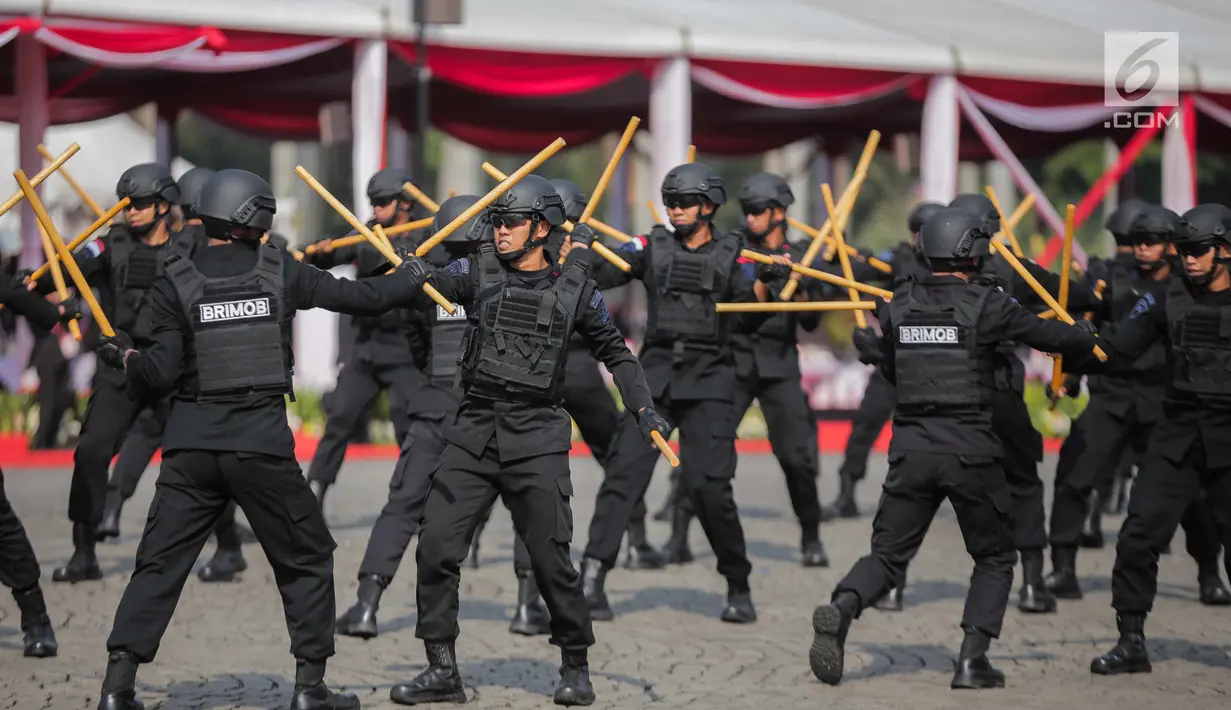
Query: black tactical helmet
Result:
<box><xmin>432</xmin><ymin>194</ymin><xmax>486</xmax><ymax>244</ymax></box>
<box><xmin>1104</xmin><ymin>199</ymin><xmax>1150</xmax><ymax>244</ymax></box>
<box><xmin>176</xmin><ymin>167</ymin><xmax>216</xmax><ymax>217</ymax></box>
<box><xmin>737</xmin><ymin>172</ymin><xmax>794</xmax><ymax>213</ymax></box>
<box><xmin>919</xmin><ymin>207</ymin><xmax>992</xmax><ymax>262</ymax></box>
<box><xmin>195</xmin><ymin>169</ymin><xmax>277</xmax><ymax>239</ymax></box>
<box><xmin>116</xmin><ymin>163</ymin><xmax>180</xmax><ymax>204</ymax></box>
<box><xmin>366</xmin><ymin>167</ymin><xmax>412</xmax><ymax>202</ymax></box>
<box><xmin>907</xmin><ymin>201</ymin><xmax>945</xmax><ymax>233</ymax></box>
<box><xmin>1176</xmin><ymin>204</ymin><xmax>1231</xmax><ymax>245</ymax></box>
<box><xmin>661</xmin><ymin>163</ymin><xmax>726</xmax><ymax>206</ymax></box>
<box><xmin>1129</xmin><ymin>205</ymin><xmax>1181</xmax><ymax>240</ymax></box>
<box><xmin>948</xmin><ymin>193</ymin><xmax>1000</xmax><ymax>234</ymax></box>
<box><xmin>550</xmin><ymin>178</ymin><xmax>588</xmax><ymax>223</ymax></box>
<box><xmin>490</xmin><ymin>174</ymin><xmax>566</xmax><ymax>227</ymax></box>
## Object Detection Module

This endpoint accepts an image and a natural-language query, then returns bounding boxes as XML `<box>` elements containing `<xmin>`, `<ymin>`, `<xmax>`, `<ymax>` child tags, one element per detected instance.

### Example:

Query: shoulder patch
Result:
<box><xmin>740</xmin><ymin>262</ymin><xmax>756</xmax><ymax>280</ymax></box>
<box><xmin>446</xmin><ymin>258</ymin><xmax>470</xmax><ymax>276</ymax></box>
<box><xmin>589</xmin><ymin>289</ymin><xmax>611</xmax><ymax>325</ymax></box>
<box><xmin>619</xmin><ymin>235</ymin><xmax>647</xmax><ymax>253</ymax></box>
<box><xmin>85</xmin><ymin>240</ymin><xmax>104</xmax><ymax>258</ymax></box>
<box><xmin>1129</xmin><ymin>291</ymin><xmax>1155</xmax><ymax>318</ymax></box>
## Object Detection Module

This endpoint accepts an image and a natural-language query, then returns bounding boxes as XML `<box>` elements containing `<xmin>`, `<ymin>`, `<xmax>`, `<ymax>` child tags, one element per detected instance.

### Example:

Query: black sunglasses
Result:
<box><xmin>490</xmin><ymin>213</ymin><xmax>531</xmax><ymax>229</ymax></box>
<box><xmin>125</xmin><ymin>197</ymin><xmax>158</xmax><ymax>211</ymax></box>
<box><xmin>1176</xmin><ymin>241</ymin><xmax>1215</xmax><ymax>258</ymax></box>
<box><xmin>1135</xmin><ymin>233</ymin><xmax>1165</xmax><ymax>247</ymax></box>
<box><xmin>663</xmin><ymin>195</ymin><xmax>703</xmax><ymax>210</ymax></box>
<box><xmin>741</xmin><ymin>201</ymin><xmax>772</xmax><ymax>217</ymax></box>
<box><xmin>370</xmin><ymin>196</ymin><xmax>397</xmax><ymax>208</ymax></box>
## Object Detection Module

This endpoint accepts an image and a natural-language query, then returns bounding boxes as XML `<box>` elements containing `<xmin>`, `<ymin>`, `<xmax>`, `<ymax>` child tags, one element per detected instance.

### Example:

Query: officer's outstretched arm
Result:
<box><xmin>1071</xmin><ymin>292</ymin><xmax>1167</xmax><ymax>372</ymax></box>
<box><xmin>30</xmin><ymin>233</ymin><xmax>107</xmax><ymax>295</ymax></box>
<box><xmin>125</xmin><ymin>279</ymin><xmax>184</xmax><ymax>398</ymax></box>
<box><xmin>288</xmin><ymin>256</ymin><xmax>447</xmax><ymax>316</ymax></box>
<box><xmin>0</xmin><ymin>277</ymin><xmax>63</xmax><ymax>332</ymax></box>
<box><xmin>990</xmin><ymin>290</ymin><xmax>1100</xmax><ymax>362</ymax></box>
<box><xmin>590</xmin><ymin>237</ymin><xmax>647</xmax><ymax>290</ymax></box>
<box><xmin>575</xmin><ymin>283</ymin><xmax>654</xmax><ymax>415</ymax></box>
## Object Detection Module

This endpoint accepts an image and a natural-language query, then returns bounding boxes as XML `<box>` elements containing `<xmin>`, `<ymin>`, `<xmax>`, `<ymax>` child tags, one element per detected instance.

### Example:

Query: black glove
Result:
<box><xmin>569</xmin><ymin>223</ymin><xmax>596</xmax><ymax>247</ymax></box>
<box><xmin>636</xmin><ymin>406</ymin><xmax>671</xmax><ymax>446</ymax></box>
<box><xmin>396</xmin><ymin>253</ymin><xmax>432</xmax><ymax>288</ymax></box>
<box><xmin>56</xmin><ymin>300</ymin><xmax>81</xmax><ymax>324</ymax></box>
<box><xmin>16</xmin><ymin>268</ymin><xmax>35</xmax><ymax>283</ymax></box>
<box><xmin>852</xmin><ymin>327</ymin><xmax>878</xmax><ymax>352</ymax></box>
<box><xmin>757</xmin><ymin>260</ymin><xmax>791</xmax><ymax>283</ymax></box>
<box><xmin>98</xmin><ymin>331</ymin><xmax>134</xmax><ymax>370</ymax></box>
<box><xmin>1073</xmin><ymin>319</ymin><xmax>1098</xmax><ymax>337</ymax></box>
<box><xmin>1046</xmin><ymin>373</ymin><xmax>1082</xmax><ymax>401</ymax></box>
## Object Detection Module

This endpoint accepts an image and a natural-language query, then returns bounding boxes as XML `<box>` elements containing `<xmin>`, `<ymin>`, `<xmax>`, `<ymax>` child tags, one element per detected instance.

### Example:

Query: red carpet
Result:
<box><xmin>0</xmin><ymin>423</ymin><xmax>1063</xmax><ymax>470</ymax></box>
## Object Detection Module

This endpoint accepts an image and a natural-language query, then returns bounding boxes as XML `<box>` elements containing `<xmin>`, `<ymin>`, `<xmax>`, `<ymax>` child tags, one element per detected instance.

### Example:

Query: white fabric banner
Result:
<box><xmin>650</xmin><ymin>57</ymin><xmax>692</xmax><ymax>219</ymax></box>
<box><xmin>961</xmin><ymin>85</ymin><xmax>1115</xmax><ymax>132</ymax></box>
<box><xmin>919</xmin><ymin>74</ymin><xmax>959</xmax><ymax>204</ymax></box>
<box><xmin>689</xmin><ymin>65</ymin><xmax>914</xmax><ymax>110</ymax></box>
<box><xmin>1161</xmin><ymin>110</ymin><xmax>1195</xmax><ymax>213</ymax></box>
<box><xmin>351</xmin><ymin>39</ymin><xmax>387</xmax><ymax>223</ymax></box>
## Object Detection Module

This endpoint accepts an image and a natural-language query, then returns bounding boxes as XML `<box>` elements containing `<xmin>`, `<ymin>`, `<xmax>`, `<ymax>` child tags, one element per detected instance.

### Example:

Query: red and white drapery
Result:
<box><xmin>916</xmin><ymin>74</ymin><xmax>1204</xmax><ymax>269</ymax></box>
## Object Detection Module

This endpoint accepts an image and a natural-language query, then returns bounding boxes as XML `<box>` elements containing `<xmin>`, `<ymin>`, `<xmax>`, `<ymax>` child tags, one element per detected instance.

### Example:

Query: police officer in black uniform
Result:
<box><xmin>1045</xmin><ymin>206</ymin><xmax>1231</xmax><ymax>605</ymax></box>
<box><xmin>94</xmin><ymin>166</ymin><xmax>253</xmax><ymax>582</ymax></box>
<box><xmin>578</xmin><ymin>163</ymin><xmax>770</xmax><ymax>624</ymax></box>
<box><xmin>91</xmin><ymin>168</ymin><xmax>430</xmax><ymax>710</ymax></box>
<box><xmin>807</xmin><ymin>207</ymin><xmax>1098</xmax><ymax>689</ymax></box>
<box><xmin>1046</xmin><ymin>198</ymin><xmax>1150</xmax><ymax>547</ymax></box>
<box><xmin>466</xmin><ymin>178</ymin><xmax>664</xmax><ymax>571</ymax></box>
<box><xmin>304</xmin><ymin>168</ymin><xmax>432</xmax><ymax>513</ymax></box>
<box><xmin>1068</xmin><ymin>203</ymin><xmax>1231</xmax><ymax>674</ymax></box>
<box><xmin>334</xmin><ymin>195</ymin><xmax>553</xmax><ymax>640</ymax></box>
<box><xmin>385</xmin><ymin>175</ymin><xmax>665</xmax><ymax>707</ymax></box>
<box><xmin>0</xmin><ymin>276</ymin><xmax>76</xmax><ymax>657</ymax></box>
<box><xmin>724</xmin><ymin>172</ymin><xmax>827</xmax><ymax>566</ymax></box>
<box><xmin>828</xmin><ymin>201</ymin><xmax>943</xmax><ymax>522</ymax></box>
<box><xmin>34</xmin><ymin>163</ymin><xmax>197</xmax><ymax>583</ymax></box>
<box><xmin>948</xmin><ymin>193</ymin><xmax>1101</xmax><ymax>614</ymax></box>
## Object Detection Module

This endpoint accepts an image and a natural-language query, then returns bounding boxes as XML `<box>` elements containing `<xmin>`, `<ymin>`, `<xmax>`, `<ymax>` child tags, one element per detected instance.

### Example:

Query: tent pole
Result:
<box><xmin>414</xmin><ymin>0</ymin><xmax>429</xmax><ymax>186</ymax></box>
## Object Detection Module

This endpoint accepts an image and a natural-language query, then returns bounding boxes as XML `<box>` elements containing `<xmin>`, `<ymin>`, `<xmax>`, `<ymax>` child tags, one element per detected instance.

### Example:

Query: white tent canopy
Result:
<box><xmin>34</xmin><ymin>0</ymin><xmax>1231</xmax><ymax>90</ymax></box>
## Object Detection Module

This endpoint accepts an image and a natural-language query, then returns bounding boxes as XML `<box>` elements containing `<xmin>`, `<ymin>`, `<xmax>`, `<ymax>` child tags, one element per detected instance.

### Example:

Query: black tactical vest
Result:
<box><xmin>429</xmin><ymin>300</ymin><xmax>468</xmax><ymax>388</ymax></box>
<box><xmin>890</xmin><ymin>281</ymin><xmax>997</xmax><ymax>411</ymax></box>
<box><xmin>459</xmin><ymin>244</ymin><xmax>587</xmax><ymax>401</ymax></box>
<box><xmin>1164</xmin><ymin>278</ymin><xmax>1231</xmax><ymax>405</ymax></box>
<box><xmin>645</xmin><ymin>227</ymin><xmax>741</xmax><ymax>347</ymax></box>
<box><xmin>109</xmin><ymin>228</ymin><xmax>181</xmax><ymax>340</ymax></box>
<box><xmin>166</xmin><ymin>243</ymin><xmax>293</xmax><ymax>402</ymax></box>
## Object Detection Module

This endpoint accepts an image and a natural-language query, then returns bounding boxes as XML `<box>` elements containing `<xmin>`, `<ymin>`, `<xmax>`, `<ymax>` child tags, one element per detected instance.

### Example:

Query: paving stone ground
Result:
<box><xmin>1</xmin><ymin>453</ymin><xmax>1228</xmax><ymax>710</ymax></box>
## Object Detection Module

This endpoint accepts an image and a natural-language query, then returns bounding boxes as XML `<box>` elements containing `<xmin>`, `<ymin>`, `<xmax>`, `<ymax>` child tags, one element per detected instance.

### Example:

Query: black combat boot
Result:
<box><xmin>720</xmin><ymin>579</ymin><xmax>756</xmax><ymax>623</ymax></box>
<box><xmin>197</xmin><ymin>546</ymin><xmax>247</xmax><ymax>582</ymax></box>
<box><xmin>336</xmin><ymin>574</ymin><xmax>388</xmax><ymax>639</ymax></box>
<box><xmin>1017</xmin><ymin>549</ymin><xmax>1056</xmax><ymax>613</ymax></box>
<box><xmin>662</xmin><ymin>508</ymin><xmax>693</xmax><ymax>565</ymax></box>
<box><xmin>1197</xmin><ymin>566</ymin><xmax>1231</xmax><ymax>606</ymax></box>
<box><xmin>96</xmin><ymin>489</ymin><xmax>123</xmax><ymax>541</ymax></box>
<box><xmin>580</xmin><ymin>557</ymin><xmax>612</xmax><ymax>621</ymax></box>
<box><xmin>801</xmin><ymin>528</ymin><xmax>829</xmax><ymax>568</ymax></box>
<box><xmin>1090</xmin><ymin>613</ymin><xmax>1152</xmax><ymax>675</ymax></box>
<box><xmin>236</xmin><ymin>522</ymin><xmax>258</xmax><ymax>544</ymax></box>
<box><xmin>872</xmin><ymin>584</ymin><xmax>904</xmax><ymax>612</ymax></box>
<box><xmin>53</xmin><ymin>522</ymin><xmax>103</xmax><ymax>583</ymax></box>
<box><xmin>553</xmin><ymin>649</ymin><xmax>596</xmax><ymax>706</ymax></box>
<box><xmin>1079</xmin><ymin>490</ymin><xmax>1104</xmax><ymax>548</ymax></box>
<box><xmin>508</xmin><ymin>570</ymin><xmax>551</xmax><ymax>636</ymax></box>
<box><xmin>622</xmin><ymin>516</ymin><xmax>665</xmax><ymax>570</ymax></box>
<box><xmin>1043</xmin><ymin>546</ymin><xmax>1083</xmax><ymax>600</ymax></box>
<box><xmin>97</xmin><ymin>651</ymin><xmax>143</xmax><ymax>710</ymax></box>
<box><xmin>809</xmin><ymin>590</ymin><xmax>860</xmax><ymax>685</ymax></box>
<box><xmin>653</xmin><ymin>466</ymin><xmax>681</xmax><ymax>522</ymax></box>
<box><xmin>950</xmin><ymin>626</ymin><xmax>1005</xmax><ymax>689</ymax></box>
<box><xmin>309</xmin><ymin>479</ymin><xmax>329</xmax><ymax>510</ymax></box>
<box><xmin>822</xmin><ymin>475</ymin><xmax>859</xmax><ymax>519</ymax></box>
<box><xmin>290</xmin><ymin>658</ymin><xmax>360</xmax><ymax>709</ymax></box>
<box><xmin>389</xmin><ymin>640</ymin><xmax>466</xmax><ymax>705</ymax></box>
<box><xmin>13</xmin><ymin>586</ymin><xmax>57</xmax><ymax>658</ymax></box>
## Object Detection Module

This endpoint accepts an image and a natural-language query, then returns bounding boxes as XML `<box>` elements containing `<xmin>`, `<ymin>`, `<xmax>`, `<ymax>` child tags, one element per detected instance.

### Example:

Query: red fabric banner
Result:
<box><xmin>390</xmin><ymin>42</ymin><xmax>652</xmax><ymax>97</ymax></box>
